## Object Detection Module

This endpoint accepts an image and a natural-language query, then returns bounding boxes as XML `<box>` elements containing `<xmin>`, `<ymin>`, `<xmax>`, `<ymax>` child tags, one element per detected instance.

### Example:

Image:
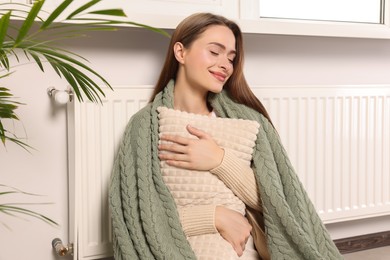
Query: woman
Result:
<box><xmin>109</xmin><ymin>13</ymin><xmax>343</xmax><ymax>260</ymax></box>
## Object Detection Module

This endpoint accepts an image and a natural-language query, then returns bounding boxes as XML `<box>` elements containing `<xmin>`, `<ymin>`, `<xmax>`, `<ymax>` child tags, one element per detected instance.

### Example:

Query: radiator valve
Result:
<box><xmin>52</xmin><ymin>238</ymin><xmax>73</xmax><ymax>257</ymax></box>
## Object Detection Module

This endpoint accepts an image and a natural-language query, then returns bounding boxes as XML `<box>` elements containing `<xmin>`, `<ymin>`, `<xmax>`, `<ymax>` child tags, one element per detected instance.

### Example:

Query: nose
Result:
<box><xmin>219</xmin><ymin>57</ymin><xmax>232</xmax><ymax>71</ymax></box>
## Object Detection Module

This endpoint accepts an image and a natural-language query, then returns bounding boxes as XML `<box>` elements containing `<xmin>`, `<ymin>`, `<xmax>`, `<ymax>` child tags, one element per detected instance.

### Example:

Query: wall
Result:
<box><xmin>1</xmin><ymin>25</ymin><xmax>390</xmax><ymax>260</ymax></box>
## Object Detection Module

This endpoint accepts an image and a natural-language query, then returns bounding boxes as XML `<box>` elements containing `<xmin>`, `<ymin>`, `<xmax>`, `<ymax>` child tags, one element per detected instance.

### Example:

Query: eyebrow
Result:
<box><xmin>208</xmin><ymin>42</ymin><xmax>236</xmax><ymax>55</ymax></box>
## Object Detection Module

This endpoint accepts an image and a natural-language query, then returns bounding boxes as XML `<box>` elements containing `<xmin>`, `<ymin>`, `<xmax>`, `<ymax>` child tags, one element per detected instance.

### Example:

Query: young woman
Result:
<box><xmin>109</xmin><ymin>13</ymin><xmax>343</xmax><ymax>260</ymax></box>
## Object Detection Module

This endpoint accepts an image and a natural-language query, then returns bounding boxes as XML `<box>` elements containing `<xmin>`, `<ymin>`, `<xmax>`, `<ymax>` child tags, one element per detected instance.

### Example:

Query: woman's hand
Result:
<box><xmin>215</xmin><ymin>206</ymin><xmax>252</xmax><ymax>257</ymax></box>
<box><xmin>158</xmin><ymin>125</ymin><xmax>224</xmax><ymax>171</ymax></box>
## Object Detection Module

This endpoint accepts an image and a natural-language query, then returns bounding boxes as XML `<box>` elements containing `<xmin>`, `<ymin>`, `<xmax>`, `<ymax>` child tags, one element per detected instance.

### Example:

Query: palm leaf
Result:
<box><xmin>0</xmin><ymin>104</ymin><xmax>18</xmax><ymax>118</ymax></box>
<box><xmin>45</xmin><ymin>55</ymin><xmax>63</xmax><ymax>78</ymax></box>
<box><xmin>0</xmin><ymin>87</ymin><xmax>20</xmax><ymax>120</ymax></box>
<box><xmin>40</xmin><ymin>0</ymin><xmax>73</xmax><ymax>29</ymax></box>
<box><xmin>0</xmin><ymin>71</ymin><xmax>13</xmax><ymax>79</ymax></box>
<box><xmin>0</xmin><ymin>5</ymin><xmax>45</xmax><ymax>23</ymax></box>
<box><xmin>0</xmin><ymin>185</ymin><xmax>57</xmax><ymax>226</ymax></box>
<box><xmin>87</xmin><ymin>9</ymin><xmax>127</xmax><ymax>17</ymax></box>
<box><xmin>29</xmin><ymin>46</ymin><xmax>110</xmax><ymax>86</ymax></box>
<box><xmin>0</xmin><ymin>85</ymin><xmax>32</xmax><ymax>150</ymax></box>
<box><xmin>0</xmin><ymin>120</ymin><xmax>6</xmax><ymax>144</ymax></box>
<box><xmin>63</xmin><ymin>64</ymin><xmax>100</xmax><ymax>102</ymax></box>
<box><xmin>0</xmin><ymin>191</ymin><xmax>18</xmax><ymax>196</ymax></box>
<box><xmin>22</xmin><ymin>41</ymin><xmax>90</xmax><ymax>62</ymax></box>
<box><xmin>49</xmin><ymin>59</ymin><xmax>84</xmax><ymax>101</ymax></box>
<box><xmin>45</xmin><ymin>24</ymin><xmax>118</xmax><ymax>35</ymax></box>
<box><xmin>0</xmin><ymin>11</ymin><xmax>11</xmax><ymax>49</ymax></box>
<box><xmin>66</xmin><ymin>0</ymin><xmax>101</xmax><ymax>19</ymax></box>
<box><xmin>36</xmin><ymin>50</ymin><xmax>107</xmax><ymax>102</ymax></box>
<box><xmin>0</xmin><ymin>130</ymin><xmax>33</xmax><ymax>151</ymax></box>
<box><xmin>0</xmin><ymin>49</ymin><xmax>10</xmax><ymax>70</ymax></box>
<box><xmin>65</xmin><ymin>66</ymin><xmax>100</xmax><ymax>102</ymax></box>
<box><xmin>0</xmin><ymin>205</ymin><xmax>57</xmax><ymax>226</ymax></box>
<box><xmin>15</xmin><ymin>0</ymin><xmax>44</xmax><ymax>45</ymax></box>
<box><xmin>40</xmin><ymin>52</ymin><xmax>102</xmax><ymax>102</ymax></box>
<box><xmin>0</xmin><ymin>184</ymin><xmax>44</xmax><ymax>196</ymax></box>
<box><xmin>68</xmin><ymin>18</ymin><xmax>171</xmax><ymax>37</ymax></box>
<box><xmin>28</xmin><ymin>51</ymin><xmax>44</xmax><ymax>72</ymax></box>
<box><xmin>0</xmin><ymin>0</ymin><xmax>169</xmax><ymax>151</ymax></box>
<box><xmin>29</xmin><ymin>46</ymin><xmax>110</xmax><ymax>97</ymax></box>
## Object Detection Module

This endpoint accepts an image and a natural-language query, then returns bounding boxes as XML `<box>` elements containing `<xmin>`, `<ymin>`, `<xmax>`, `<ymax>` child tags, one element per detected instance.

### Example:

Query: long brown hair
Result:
<box><xmin>150</xmin><ymin>13</ymin><xmax>273</xmax><ymax>124</ymax></box>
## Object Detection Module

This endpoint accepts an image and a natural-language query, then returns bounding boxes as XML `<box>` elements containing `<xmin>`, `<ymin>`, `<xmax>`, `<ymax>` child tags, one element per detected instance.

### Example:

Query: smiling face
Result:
<box><xmin>174</xmin><ymin>25</ymin><xmax>236</xmax><ymax>95</ymax></box>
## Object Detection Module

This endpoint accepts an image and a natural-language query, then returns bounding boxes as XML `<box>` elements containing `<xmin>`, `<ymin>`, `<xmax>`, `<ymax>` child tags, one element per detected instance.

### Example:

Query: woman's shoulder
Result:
<box><xmin>122</xmin><ymin>104</ymin><xmax>153</xmax><ymax>134</ymax></box>
<box><xmin>130</xmin><ymin>104</ymin><xmax>153</xmax><ymax>123</ymax></box>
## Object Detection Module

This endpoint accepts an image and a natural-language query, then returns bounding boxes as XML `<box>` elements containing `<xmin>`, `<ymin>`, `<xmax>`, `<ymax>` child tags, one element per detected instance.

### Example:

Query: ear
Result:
<box><xmin>173</xmin><ymin>42</ymin><xmax>186</xmax><ymax>64</ymax></box>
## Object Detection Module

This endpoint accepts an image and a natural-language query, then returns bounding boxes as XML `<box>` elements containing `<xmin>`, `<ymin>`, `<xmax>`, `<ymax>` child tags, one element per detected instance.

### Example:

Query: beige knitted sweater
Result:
<box><xmin>158</xmin><ymin>107</ymin><xmax>262</xmax><ymax>260</ymax></box>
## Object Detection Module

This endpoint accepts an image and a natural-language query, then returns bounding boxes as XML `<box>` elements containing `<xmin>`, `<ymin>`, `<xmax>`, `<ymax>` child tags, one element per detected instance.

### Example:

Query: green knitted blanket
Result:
<box><xmin>109</xmin><ymin>80</ymin><xmax>343</xmax><ymax>260</ymax></box>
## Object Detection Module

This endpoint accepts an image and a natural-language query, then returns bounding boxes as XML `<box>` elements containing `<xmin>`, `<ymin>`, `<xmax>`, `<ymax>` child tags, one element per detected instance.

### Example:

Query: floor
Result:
<box><xmin>342</xmin><ymin>246</ymin><xmax>390</xmax><ymax>260</ymax></box>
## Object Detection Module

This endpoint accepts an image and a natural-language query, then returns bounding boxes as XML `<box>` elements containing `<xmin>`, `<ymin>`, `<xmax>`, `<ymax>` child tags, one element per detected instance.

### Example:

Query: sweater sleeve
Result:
<box><xmin>178</xmin><ymin>204</ymin><xmax>218</xmax><ymax>237</ymax></box>
<box><xmin>210</xmin><ymin>149</ymin><xmax>262</xmax><ymax>211</ymax></box>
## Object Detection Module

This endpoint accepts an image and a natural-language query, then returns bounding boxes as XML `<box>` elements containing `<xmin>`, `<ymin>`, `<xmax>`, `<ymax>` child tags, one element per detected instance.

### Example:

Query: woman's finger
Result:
<box><xmin>234</xmin><ymin>244</ymin><xmax>244</xmax><ymax>257</ymax></box>
<box><xmin>159</xmin><ymin>142</ymin><xmax>187</xmax><ymax>154</ymax></box>
<box><xmin>159</xmin><ymin>152</ymin><xmax>188</xmax><ymax>162</ymax></box>
<box><xmin>160</xmin><ymin>134</ymin><xmax>190</xmax><ymax>145</ymax></box>
<box><xmin>186</xmin><ymin>125</ymin><xmax>209</xmax><ymax>139</ymax></box>
<box><xmin>241</xmin><ymin>241</ymin><xmax>246</xmax><ymax>250</ymax></box>
<box><xmin>164</xmin><ymin>160</ymin><xmax>193</xmax><ymax>169</ymax></box>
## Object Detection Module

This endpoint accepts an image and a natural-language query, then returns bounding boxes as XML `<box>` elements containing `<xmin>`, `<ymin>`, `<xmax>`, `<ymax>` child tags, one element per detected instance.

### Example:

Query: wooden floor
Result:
<box><xmin>343</xmin><ymin>246</ymin><xmax>390</xmax><ymax>260</ymax></box>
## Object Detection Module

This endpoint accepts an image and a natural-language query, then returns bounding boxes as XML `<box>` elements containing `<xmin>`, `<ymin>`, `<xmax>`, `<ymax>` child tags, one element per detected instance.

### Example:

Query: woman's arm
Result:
<box><xmin>159</xmin><ymin>125</ymin><xmax>261</xmax><ymax>210</ymax></box>
<box><xmin>159</xmin><ymin>125</ymin><xmax>257</xmax><ymax>256</ymax></box>
<box><xmin>210</xmin><ymin>149</ymin><xmax>262</xmax><ymax>211</ymax></box>
<box><xmin>178</xmin><ymin>205</ymin><xmax>252</xmax><ymax>257</ymax></box>
<box><xmin>178</xmin><ymin>205</ymin><xmax>217</xmax><ymax>236</ymax></box>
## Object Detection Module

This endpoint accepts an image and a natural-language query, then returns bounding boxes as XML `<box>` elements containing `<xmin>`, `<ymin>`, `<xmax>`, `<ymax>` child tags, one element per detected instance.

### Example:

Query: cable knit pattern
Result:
<box><xmin>158</xmin><ymin>106</ymin><xmax>260</xmax><ymax>259</ymax></box>
<box><xmin>109</xmin><ymin>79</ymin><xmax>343</xmax><ymax>260</ymax></box>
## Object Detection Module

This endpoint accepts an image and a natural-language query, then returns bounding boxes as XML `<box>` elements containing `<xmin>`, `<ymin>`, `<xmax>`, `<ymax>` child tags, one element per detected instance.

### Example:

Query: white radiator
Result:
<box><xmin>67</xmin><ymin>84</ymin><xmax>390</xmax><ymax>260</ymax></box>
<box><xmin>251</xmin><ymin>85</ymin><xmax>390</xmax><ymax>223</ymax></box>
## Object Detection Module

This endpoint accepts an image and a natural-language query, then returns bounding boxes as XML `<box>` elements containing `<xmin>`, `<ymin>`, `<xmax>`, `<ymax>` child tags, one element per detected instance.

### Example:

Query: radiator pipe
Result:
<box><xmin>52</xmin><ymin>238</ymin><xmax>73</xmax><ymax>257</ymax></box>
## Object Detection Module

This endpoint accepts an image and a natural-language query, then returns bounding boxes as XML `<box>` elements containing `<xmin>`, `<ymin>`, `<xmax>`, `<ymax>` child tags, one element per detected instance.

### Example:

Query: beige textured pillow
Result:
<box><xmin>157</xmin><ymin>107</ymin><xmax>263</xmax><ymax>259</ymax></box>
<box><xmin>158</xmin><ymin>106</ymin><xmax>260</xmax><ymax>212</ymax></box>
<box><xmin>158</xmin><ymin>106</ymin><xmax>260</xmax><ymax>165</ymax></box>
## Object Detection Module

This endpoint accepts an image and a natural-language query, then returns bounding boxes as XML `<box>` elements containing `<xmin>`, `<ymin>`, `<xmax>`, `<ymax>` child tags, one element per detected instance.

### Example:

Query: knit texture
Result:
<box><xmin>158</xmin><ymin>106</ymin><xmax>260</xmax><ymax>259</ymax></box>
<box><xmin>109</xmin><ymin>80</ymin><xmax>343</xmax><ymax>260</ymax></box>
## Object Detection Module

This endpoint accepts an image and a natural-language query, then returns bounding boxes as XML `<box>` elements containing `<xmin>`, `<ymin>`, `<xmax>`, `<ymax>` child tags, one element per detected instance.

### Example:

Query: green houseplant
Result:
<box><xmin>0</xmin><ymin>0</ymin><xmax>168</xmax><ymax>226</ymax></box>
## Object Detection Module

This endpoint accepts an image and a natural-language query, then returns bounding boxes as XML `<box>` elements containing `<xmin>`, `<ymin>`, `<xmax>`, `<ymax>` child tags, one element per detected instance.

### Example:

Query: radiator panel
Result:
<box><xmin>68</xmin><ymin>84</ymin><xmax>390</xmax><ymax>259</ymax></box>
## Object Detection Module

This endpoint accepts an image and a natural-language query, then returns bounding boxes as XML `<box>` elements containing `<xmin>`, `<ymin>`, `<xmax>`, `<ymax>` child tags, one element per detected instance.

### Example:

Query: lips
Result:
<box><xmin>210</xmin><ymin>71</ymin><xmax>227</xmax><ymax>82</ymax></box>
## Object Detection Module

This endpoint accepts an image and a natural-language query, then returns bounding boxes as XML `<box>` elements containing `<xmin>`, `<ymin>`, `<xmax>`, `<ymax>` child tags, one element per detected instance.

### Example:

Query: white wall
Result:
<box><xmin>1</xmin><ymin>25</ymin><xmax>390</xmax><ymax>260</ymax></box>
